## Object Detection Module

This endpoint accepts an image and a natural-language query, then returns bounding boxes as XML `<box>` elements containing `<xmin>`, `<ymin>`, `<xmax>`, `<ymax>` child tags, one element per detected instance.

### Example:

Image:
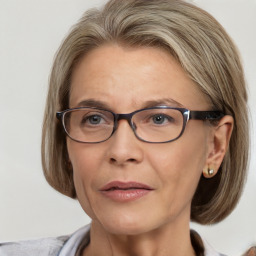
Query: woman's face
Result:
<box><xmin>68</xmin><ymin>45</ymin><xmax>214</xmax><ymax>235</ymax></box>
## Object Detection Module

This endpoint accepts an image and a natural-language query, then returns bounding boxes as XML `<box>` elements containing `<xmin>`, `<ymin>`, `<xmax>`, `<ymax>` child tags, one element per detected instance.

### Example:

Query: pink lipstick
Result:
<box><xmin>100</xmin><ymin>181</ymin><xmax>153</xmax><ymax>202</ymax></box>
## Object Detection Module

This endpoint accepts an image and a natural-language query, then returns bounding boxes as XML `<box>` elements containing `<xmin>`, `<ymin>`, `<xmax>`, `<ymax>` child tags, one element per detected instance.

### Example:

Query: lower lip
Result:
<box><xmin>101</xmin><ymin>189</ymin><xmax>151</xmax><ymax>202</ymax></box>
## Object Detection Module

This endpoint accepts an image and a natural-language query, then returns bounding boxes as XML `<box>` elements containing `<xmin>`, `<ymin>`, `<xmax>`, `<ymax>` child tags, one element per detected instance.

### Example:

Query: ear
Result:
<box><xmin>203</xmin><ymin>115</ymin><xmax>234</xmax><ymax>178</ymax></box>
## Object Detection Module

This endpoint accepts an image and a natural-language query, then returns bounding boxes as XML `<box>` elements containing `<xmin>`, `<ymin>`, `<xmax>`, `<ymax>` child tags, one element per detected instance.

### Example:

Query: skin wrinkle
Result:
<box><xmin>67</xmin><ymin>45</ymin><xmax>232</xmax><ymax>256</ymax></box>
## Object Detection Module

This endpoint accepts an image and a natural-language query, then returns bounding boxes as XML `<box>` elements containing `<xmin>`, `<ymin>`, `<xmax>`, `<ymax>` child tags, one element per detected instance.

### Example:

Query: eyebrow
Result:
<box><xmin>76</xmin><ymin>99</ymin><xmax>111</xmax><ymax>110</ymax></box>
<box><xmin>75</xmin><ymin>98</ymin><xmax>185</xmax><ymax>111</ymax></box>
<box><xmin>142</xmin><ymin>98</ymin><xmax>185</xmax><ymax>109</ymax></box>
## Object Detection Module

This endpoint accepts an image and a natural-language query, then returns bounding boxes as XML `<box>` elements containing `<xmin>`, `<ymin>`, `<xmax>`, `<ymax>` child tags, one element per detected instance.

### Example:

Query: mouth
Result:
<box><xmin>100</xmin><ymin>181</ymin><xmax>153</xmax><ymax>202</ymax></box>
<box><xmin>100</xmin><ymin>181</ymin><xmax>153</xmax><ymax>191</ymax></box>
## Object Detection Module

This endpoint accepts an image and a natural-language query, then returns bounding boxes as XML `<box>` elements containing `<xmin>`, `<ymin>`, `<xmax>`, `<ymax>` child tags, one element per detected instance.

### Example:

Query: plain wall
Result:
<box><xmin>0</xmin><ymin>0</ymin><xmax>255</xmax><ymax>255</ymax></box>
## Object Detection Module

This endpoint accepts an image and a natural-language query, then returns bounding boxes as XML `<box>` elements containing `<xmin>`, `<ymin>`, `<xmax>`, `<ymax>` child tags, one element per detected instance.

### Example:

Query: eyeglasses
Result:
<box><xmin>56</xmin><ymin>106</ymin><xmax>224</xmax><ymax>143</ymax></box>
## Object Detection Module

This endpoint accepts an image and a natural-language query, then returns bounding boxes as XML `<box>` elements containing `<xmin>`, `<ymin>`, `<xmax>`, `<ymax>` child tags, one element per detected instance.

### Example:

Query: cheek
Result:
<box><xmin>148</xmin><ymin>137</ymin><xmax>207</xmax><ymax>177</ymax></box>
<box><xmin>147</xmin><ymin>129</ymin><xmax>208</xmax><ymax>207</ymax></box>
<box><xmin>67</xmin><ymin>141</ymin><xmax>106</xmax><ymax>218</ymax></box>
<box><xmin>67</xmin><ymin>139</ymin><xmax>106</xmax><ymax>175</ymax></box>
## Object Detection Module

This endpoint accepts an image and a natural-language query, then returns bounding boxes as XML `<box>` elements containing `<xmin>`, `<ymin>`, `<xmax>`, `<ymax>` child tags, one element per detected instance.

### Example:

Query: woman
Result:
<box><xmin>0</xmin><ymin>0</ymin><xmax>251</xmax><ymax>255</ymax></box>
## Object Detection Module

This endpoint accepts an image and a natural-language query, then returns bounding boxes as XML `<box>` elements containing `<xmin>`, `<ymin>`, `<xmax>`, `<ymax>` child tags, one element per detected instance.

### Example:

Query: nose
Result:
<box><xmin>107</xmin><ymin>119</ymin><xmax>143</xmax><ymax>166</ymax></box>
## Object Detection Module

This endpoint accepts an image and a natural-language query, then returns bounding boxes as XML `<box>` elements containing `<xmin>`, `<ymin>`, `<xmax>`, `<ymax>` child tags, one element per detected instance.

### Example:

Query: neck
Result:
<box><xmin>82</xmin><ymin>220</ymin><xmax>196</xmax><ymax>256</ymax></box>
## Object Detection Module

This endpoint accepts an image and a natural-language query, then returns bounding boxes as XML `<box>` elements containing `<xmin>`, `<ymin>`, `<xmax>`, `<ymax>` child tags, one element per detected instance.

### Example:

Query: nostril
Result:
<box><xmin>110</xmin><ymin>158</ymin><xmax>117</xmax><ymax>163</ymax></box>
<box><xmin>128</xmin><ymin>158</ymin><xmax>136</xmax><ymax>162</ymax></box>
<box><xmin>109</xmin><ymin>157</ymin><xmax>136</xmax><ymax>164</ymax></box>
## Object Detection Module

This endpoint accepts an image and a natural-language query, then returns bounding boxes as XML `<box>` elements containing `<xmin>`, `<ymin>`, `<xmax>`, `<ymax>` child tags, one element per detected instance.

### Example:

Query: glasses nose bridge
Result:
<box><xmin>110</xmin><ymin>113</ymin><xmax>136</xmax><ymax>139</ymax></box>
<box><xmin>115</xmin><ymin>113</ymin><xmax>134</xmax><ymax>129</ymax></box>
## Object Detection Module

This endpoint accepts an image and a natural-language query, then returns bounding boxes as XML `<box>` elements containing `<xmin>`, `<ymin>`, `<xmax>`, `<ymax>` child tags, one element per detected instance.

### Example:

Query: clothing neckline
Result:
<box><xmin>59</xmin><ymin>224</ymin><xmax>223</xmax><ymax>256</ymax></box>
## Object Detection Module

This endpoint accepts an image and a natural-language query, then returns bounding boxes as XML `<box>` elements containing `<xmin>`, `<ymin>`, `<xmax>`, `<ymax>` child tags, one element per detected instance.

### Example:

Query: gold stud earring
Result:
<box><xmin>203</xmin><ymin>167</ymin><xmax>215</xmax><ymax>178</ymax></box>
<box><xmin>208</xmin><ymin>168</ymin><xmax>214</xmax><ymax>176</ymax></box>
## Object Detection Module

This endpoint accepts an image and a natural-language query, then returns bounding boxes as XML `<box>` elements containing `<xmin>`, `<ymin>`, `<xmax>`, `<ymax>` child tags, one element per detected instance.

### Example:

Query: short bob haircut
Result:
<box><xmin>42</xmin><ymin>0</ymin><xmax>249</xmax><ymax>225</ymax></box>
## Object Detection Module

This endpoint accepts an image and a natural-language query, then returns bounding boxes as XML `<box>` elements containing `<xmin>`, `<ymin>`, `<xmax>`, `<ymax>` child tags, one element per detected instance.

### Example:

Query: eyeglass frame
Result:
<box><xmin>56</xmin><ymin>106</ymin><xmax>225</xmax><ymax>144</ymax></box>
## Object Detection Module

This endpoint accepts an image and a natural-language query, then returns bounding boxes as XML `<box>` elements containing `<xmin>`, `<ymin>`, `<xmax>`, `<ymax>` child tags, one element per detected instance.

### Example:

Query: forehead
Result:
<box><xmin>69</xmin><ymin>44</ymin><xmax>210</xmax><ymax>111</ymax></box>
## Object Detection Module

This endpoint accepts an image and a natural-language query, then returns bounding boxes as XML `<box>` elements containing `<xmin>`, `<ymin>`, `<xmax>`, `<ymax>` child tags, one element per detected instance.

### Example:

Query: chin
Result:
<box><xmin>105</xmin><ymin>223</ymin><xmax>150</xmax><ymax>236</ymax></box>
<box><xmin>99</xmin><ymin>212</ymin><xmax>159</xmax><ymax>236</ymax></box>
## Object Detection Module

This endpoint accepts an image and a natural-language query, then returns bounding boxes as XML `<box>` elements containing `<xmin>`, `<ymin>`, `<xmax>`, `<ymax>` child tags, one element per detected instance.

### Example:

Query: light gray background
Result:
<box><xmin>0</xmin><ymin>0</ymin><xmax>255</xmax><ymax>255</ymax></box>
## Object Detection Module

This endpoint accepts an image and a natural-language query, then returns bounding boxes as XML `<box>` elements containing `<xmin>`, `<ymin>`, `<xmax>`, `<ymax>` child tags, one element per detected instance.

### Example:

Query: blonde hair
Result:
<box><xmin>42</xmin><ymin>0</ymin><xmax>249</xmax><ymax>224</ymax></box>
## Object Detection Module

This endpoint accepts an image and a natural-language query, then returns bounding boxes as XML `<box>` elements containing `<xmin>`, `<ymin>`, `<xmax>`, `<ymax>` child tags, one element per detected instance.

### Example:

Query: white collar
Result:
<box><xmin>58</xmin><ymin>225</ymin><xmax>90</xmax><ymax>256</ymax></box>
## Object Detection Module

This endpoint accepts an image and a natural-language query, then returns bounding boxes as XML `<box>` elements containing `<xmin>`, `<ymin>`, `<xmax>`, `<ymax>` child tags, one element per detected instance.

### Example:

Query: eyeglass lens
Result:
<box><xmin>63</xmin><ymin>108</ymin><xmax>184</xmax><ymax>143</ymax></box>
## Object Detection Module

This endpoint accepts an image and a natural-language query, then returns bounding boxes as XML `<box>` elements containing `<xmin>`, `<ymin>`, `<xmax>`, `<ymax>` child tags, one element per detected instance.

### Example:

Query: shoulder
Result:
<box><xmin>191</xmin><ymin>230</ymin><xmax>256</xmax><ymax>256</ymax></box>
<box><xmin>243</xmin><ymin>247</ymin><xmax>256</xmax><ymax>256</ymax></box>
<box><xmin>0</xmin><ymin>235</ymin><xmax>68</xmax><ymax>256</ymax></box>
<box><xmin>0</xmin><ymin>225</ymin><xmax>90</xmax><ymax>256</ymax></box>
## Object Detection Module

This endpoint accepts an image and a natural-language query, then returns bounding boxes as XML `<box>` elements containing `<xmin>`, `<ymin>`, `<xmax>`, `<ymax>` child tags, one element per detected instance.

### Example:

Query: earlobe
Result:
<box><xmin>203</xmin><ymin>115</ymin><xmax>234</xmax><ymax>178</ymax></box>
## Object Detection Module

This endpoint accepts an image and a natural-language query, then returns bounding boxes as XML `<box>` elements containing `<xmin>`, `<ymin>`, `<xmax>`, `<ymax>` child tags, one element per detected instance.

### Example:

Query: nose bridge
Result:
<box><xmin>108</xmin><ymin>114</ymin><xmax>143</xmax><ymax>165</ymax></box>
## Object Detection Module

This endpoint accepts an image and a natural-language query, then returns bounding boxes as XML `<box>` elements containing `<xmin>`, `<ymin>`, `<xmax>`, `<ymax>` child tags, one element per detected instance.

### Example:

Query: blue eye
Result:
<box><xmin>79</xmin><ymin>114</ymin><xmax>104</xmax><ymax>126</ymax></box>
<box><xmin>152</xmin><ymin>114</ymin><xmax>172</xmax><ymax>124</ymax></box>
<box><xmin>86</xmin><ymin>115</ymin><xmax>103</xmax><ymax>125</ymax></box>
<box><xmin>78</xmin><ymin>110</ymin><xmax>114</xmax><ymax>128</ymax></box>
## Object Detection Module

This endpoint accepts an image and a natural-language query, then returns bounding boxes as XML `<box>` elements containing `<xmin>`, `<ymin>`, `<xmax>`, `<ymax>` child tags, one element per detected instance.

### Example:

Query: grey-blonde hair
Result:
<box><xmin>42</xmin><ymin>0</ymin><xmax>249</xmax><ymax>224</ymax></box>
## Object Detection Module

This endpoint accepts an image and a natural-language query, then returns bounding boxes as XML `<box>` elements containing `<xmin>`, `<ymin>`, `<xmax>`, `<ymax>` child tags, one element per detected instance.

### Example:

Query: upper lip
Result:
<box><xmin>100</xmin><ymin>181</ymin><xmax>154</xmax><ymax>191</ymax></box>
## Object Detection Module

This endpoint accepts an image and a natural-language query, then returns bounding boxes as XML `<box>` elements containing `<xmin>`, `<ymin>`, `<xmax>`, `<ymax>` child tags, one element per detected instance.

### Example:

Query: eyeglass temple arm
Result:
<box><xmin>56</xmin><ymin>112</ymin><xmax>62</xmax><ymax>120</ymax></box>
<box><xmin>189</xmin><ymin>111</ymin><xmax>224</xmax><ymax>120</ymax></box>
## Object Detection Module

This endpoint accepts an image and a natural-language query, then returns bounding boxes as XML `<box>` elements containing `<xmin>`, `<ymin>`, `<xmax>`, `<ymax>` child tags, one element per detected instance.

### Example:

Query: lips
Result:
<box><xmin>100</xmin><ymin>181</ymin><xmax>153</xmax><ymax>202</ymax></box>
<box><xmin>100</xmin><ymin>181</ymin><xmax>153</xmax><ymax>191</ymax></box>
